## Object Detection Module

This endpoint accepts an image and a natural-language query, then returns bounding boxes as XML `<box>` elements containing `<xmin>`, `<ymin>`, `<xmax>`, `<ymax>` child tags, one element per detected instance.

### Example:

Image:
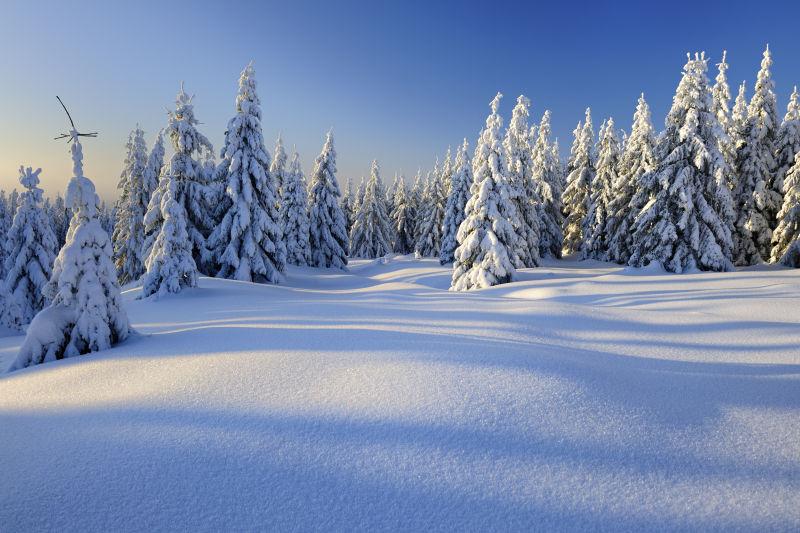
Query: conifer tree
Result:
<box><xmin>113</xmin><ymin>126</ymin><xmax>149</xmax><ymax>284</ymax></box>
<box><xmin>605</xmin><ymin>94</ymin><xmax>657</xmax><ymax>264</ymax></box>
<box><xmin>390</xmin><ymin>176</ymin><xmax>415</xmax><ymax>254</ymax></box>
<box><xmin>581</xmin><ymin>118</ymin><xmax>620</xmax><ymax>259</ymax></box>
<box><xmin>562</xmin><ymin>108</ymin><xmax>595</xmax><ymax>256</ymax></box>
<box><xmin>629</xmin><ymin>53</ymin><xmax>733</xmax><ymax>273</ymax></box>
<box><xmin>143</xmin><ymin>131</ymin><xmax>165</xmax><ymax>202</ymax></box>
<box><xmin>0</xmin><ymin>191</ymin><xmax>12</xmax><ymax>280</ymax></box>
<box><xmin>415</xmin><ymin>162</ymin><xmax>447</xmax><ymax>258</ymax></box>
<box><xmin>730</xmin><ymin>82</ymin><xmax>749</xmax><ymax>150</ymax></box>
<box><xmin>385</xmin><ymin>174</ymin><xmax>400</xmax><ymax>218</ymax></box>
<box><xmin>3</xmin><ymin>166</ymin><xmax>58</xmax><ymax>329</ymax></box>
<box><xmin>408</xmin><ymin>170</ymin><xmax>424</xmax><ymax>244</ymax></box>
<box><xmin>282</xmin><ymin>149</ymin><xmax>311</xmax><ymax>266</ymax></box>
<box><xmin>774</xmin><ymin>86</ymin><xmax>800</xmax><ymax>196</ymax></box>
<box><xmin>504</xmin><ymin>95</ymin><xmax>541</xmax><ymax>267</ymax></box>
<box><xmin>308</xmin><ymin>131</ymin><xmax>348</xmax><ymax>269</ymax></box>
<box><xmin>451</xmin><ymin>93</ymin><xmax>518</xmax><ymax>290</ymax></box>
<box><xmin>770</xmin><ymin>153</ymin><xmax>800</xmax><ymax>266</ymax></box>
<box><xmin>532</xmin><ymin>111</ymin><xmax>563</xmax><ymax>258</ymax></box>
<box><xmin>12</xmin><ymin>133</ymin><xmax>130</xmax><ymax>369</ymax></box>
<box><xmin>439</xmin><ymin>138</ymin><xmax>472</xmax><ymax>264</ymax></box>
<box><xmin>341</xmin><ymin>177</ymin><xmax>355</xmax><ymax>235</ymax></box>
<box><xmin>712</xmin><ymin>51</ymin><xmax>736</xmax><ymax>183</ymax></box>
<box><xmin>349</xmin><ymin>160</ymin><xmax>393</xmax><ymax>258</ymax></box>
<box><xmin>207</xmin><ymin>63</ymin><xmax>285</xmax><ymax>283</ymax></box>
<box><xmin>270</xmin><ymin>135</ymin><xmax>288</xmax><ymax>208</ymax></box>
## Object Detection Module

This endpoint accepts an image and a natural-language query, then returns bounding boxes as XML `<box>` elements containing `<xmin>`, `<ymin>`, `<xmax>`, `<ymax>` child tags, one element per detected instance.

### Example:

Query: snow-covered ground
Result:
<box><xmin>1</xmin><ymin>256</ymin><xmax>798</xmax><ymax>531</ymax></box>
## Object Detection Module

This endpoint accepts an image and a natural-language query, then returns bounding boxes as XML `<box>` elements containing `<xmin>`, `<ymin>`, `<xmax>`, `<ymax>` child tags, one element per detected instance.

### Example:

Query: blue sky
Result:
<box><xmin>1</xmin><ymin>0</ymin><xmax>799</xmax><ymax>200</ymax></box>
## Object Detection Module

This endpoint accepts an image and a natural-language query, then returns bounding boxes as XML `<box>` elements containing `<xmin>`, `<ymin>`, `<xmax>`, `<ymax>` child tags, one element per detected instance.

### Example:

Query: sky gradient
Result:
<box><xmin>1</xmin><ymin>0</ymin><xmax>799</xmax><ymax>201</ymax></box>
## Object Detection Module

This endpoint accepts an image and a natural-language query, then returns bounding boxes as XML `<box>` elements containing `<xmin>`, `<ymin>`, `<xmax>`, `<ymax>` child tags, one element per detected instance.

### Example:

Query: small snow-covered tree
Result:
<box><xmin>415</xmin><ymin>161</ymin><xmax>448</xmax><ymax>258</ymax></box>
<box><xmin>390</xmin><ymin>176</ymin><xmax>415</xmax><ymax>254</ymax></box>
<box><xmin>439</xmin><ymin>138</ymin><xmax>472</xmax><ymax>264</ymax></box>
<box><xmin>605</xmin><ymin>94</ymin><xmax>657</xmax><ymax>264</ymax></box>
<box><xmin>451</xmin><ymin>93</ymin><xmax>518</xmax><ymax>290</ymax></box>
<box><xmin>770</xmin><ymin>153</ymin><xmax>800</xmax><ymax>266</ymax></box>
<box><xmin>113</xmin><ymin>126</ymin><xmax>149</xmax><ymax>284</ymax></box>
<box><xmin>3</xmin><ymin>166</ymin><xmax>58</xmax><ymax>329</ymax></box>
<box><xmin>350</xmin><ymin>160</ymin><xmax>393</xmax><ymax>258</ymax></box>
<box><xmin>504</xmin><ymin>95</ymin><xmax>541</xmax><ymax>267</ymax></box>
<box><xmin>385</xmin><ymin>174</ymin><xmax>400</xmax><ymax>219</ymax></box>
<box><xmin>340</xmin><ymin>177</ymin><xmax>355</xmax><ymax>235</ymax></box>
<box><xmin>562</xmin><ymin>108</ymin><xmax>595</xmax><ymax>256</ymax></box>
<box><xmin>11</xmin><ymin>133</ymin><xmax>130</xmax><ymax>370</ymax></box>
<box><xmin>143</xmin><ymin>130</ymin><xmax>165</xmax><ymax>202</ymax></box>
<box><xmin>581</xmin><ymin>118</ymin><xmax>620</xmax><ymax>259</ymax></box>
<box><xmin>207</xmin><ymin>63</ymin><xmax>286</xmax><ymax>283</ymax></box>
<box><xmin>408</xmin><ymin>170</ymin><xmax>424</xmax><ymax>244</ymax></box>
<box><xmin>629</xmin><ymin>53</ymin><xmax>733</xmax><ymax>273</ymax></box>
<box><xmin>532</xmin><ymin>110</ymin><xmax>563</xmax><ymax>259</ymax></box>
<box><xmin>281</xmin><ymin>149</ymin><xmax>311</xmax><ymax>265</ymax></box>
<box><xmin>0</xmin><ymin>191</ymin><xmax>12</xmax><ymax>280</ymax></box>
<box><xmin>774</xmin><ymin>86</ymin><xmax>800</xmax><ymax>196</ymax></box>
<box><xmin>270</xmin><ymin>135</ymin><xmax>288</xmax><ymax>208</ymax></box>
<box><xmin>308</xmin><ymin>131</ymin><xmax>348</xmax><ymax>269</ymax></box>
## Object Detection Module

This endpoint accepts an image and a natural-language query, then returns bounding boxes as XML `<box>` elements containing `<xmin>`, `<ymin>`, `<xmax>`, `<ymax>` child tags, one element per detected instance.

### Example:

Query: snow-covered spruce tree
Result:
<box><xmin>605</xmin><ymin>94</ymin><xmax>657</xmax><ymax>264</ymax></box>
<box><xmin>307</xmin><ymin>131</ymin><xmax>348</xmax><ymax>269</ymax></box>
<box><xmin>349</xmin><ymin>160</ymin><xmax>393</xmax><ymax>258</ymax></box>
<box><xmin>581</xmin><ymin>118</ymin><xmax>621</xmax><ymax>260</ymax></box>
<box><xmin>774</xmin><ymin>86</ymin><xmax>800</xmax><ymax>198</ymax></box>
<box><xmin>531</xmin><ymin>110</ymin><xmax>563</xmax><ymax>259</ymax></box>
<box><xmin>386</xmin><ymin>174</ymin><xmax>400</xmax><ymax>219</ymax></box>
<box><xmin>0</xmin><ymin>191</ymin><xmax>12</xmax><ymax>280</ymax></box>
<box><xmin>504</xmin><ymin>95</ymin><xmax>541</xmax><ymax>267</ymax></box>
<box><xmin>451</xmin><ymin>93</ymin><xmax>519</xmax><ymax>290</ymax></box>
<box><xmin>143</xmin><ymin>130</ymin><xmax>165</xmax><ymax>202</ymax></box>
<box><xmin>340</xmin><ymin>177</ymin><xmax>354</xmax><ymax>235</ymax></box>
<box><xmin>730</xmin><ymin>82</ymin><xmax>749</xmax><ymax>151</ymax></box>
<box><xmin>439</xmin><ymin>138</ymin><xmax>472</xmax><ymax>264</ymax></box>
<box><xmin>281</xmin><ymin>149</ymin><xmax>311</xmax><ymax>266</ymax></box>
<box><xmin>2</xmin><ymin>166</ymin><xmax>58</xmax><ymax>329</ymax></box>
<box><xmin>206</xmin><ymin>63</ymin><xmax>286</xmax><ymax>283</ymax></box>
<box><xmin>415</xmin><ymin>163</ymin><xmax>447</xmax><ymax>258</ymax></box>
<box><xmin>562</xmin><ymin>108</ymin><xmax>595</xmax><ymax>256</ymax></box>
<box><xmin>353</xmin><ymin>177</ymin><xmax>366</xmax><ymax>217</ymax></box>
<box><xmin>113</xmin><ymin>126</ymin><xmax>149</xmax><ymax>284</ymax></box>
<box><xmin>629</xmin><ymin>53</ymin><xmax>733</xmax><ymax>273</ymax></box>
<box><xmin>11</xmin><ymin>135</ymin><xmax>130</xmax><ymax>370</ymax></box>
<box><xmin>47</xmin><ymin>194</ymin><xmax>70</xmax><ymax>249</ymax></box>
<box><xmin>770</xmin><ymin>153</ymin><xmax>800</xmax><ymax>266</ymax></box>
<box><xmin>270</xmin><ymin>135</ymin><xmax>288</xmax><ymax>208</ymax></box>
<box><xmin>143</xmin><ymin>84</ymin><xmax>215</xmax><ymax>274</ymax></box>
<box><xmin>712</xmin><ymin>51</ymin><xmax>737</xmax><ymax>186</ymax></box>
<box><xmin>440</xmin><ymin>148</ymin><xmax>454</xmax><ymax>199</ymax></box>
<box><xmin>408</xmin><ymin>170</ymin><xmax>424</xmax><ymax>244</ymax></box>
<box><xmin>390</xmin><ymin>176</ymin><xmax>415</xmax><ymax>254</ymax></box>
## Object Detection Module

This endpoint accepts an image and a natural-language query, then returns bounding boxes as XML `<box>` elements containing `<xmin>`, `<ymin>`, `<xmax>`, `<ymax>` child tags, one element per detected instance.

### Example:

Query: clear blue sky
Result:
<box><xmin>1</xmin><ymin>0</ymin><xmax>798</xmax><ymax>200</ymax></box>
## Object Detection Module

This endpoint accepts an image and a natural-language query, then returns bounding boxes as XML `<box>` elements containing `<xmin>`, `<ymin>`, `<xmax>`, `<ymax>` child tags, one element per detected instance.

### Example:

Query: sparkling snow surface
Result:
<box><xmin>1</xmin><ymin>257</ymin><xmax>798</xmax><ymax>531</ymax></box>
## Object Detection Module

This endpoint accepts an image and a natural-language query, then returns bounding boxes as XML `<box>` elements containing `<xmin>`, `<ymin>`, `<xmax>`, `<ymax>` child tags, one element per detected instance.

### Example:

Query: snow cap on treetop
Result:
<box><xmin>18</xmin><ymin>166</ymin><xmax>42</xmax><ymax>190</ymax></box>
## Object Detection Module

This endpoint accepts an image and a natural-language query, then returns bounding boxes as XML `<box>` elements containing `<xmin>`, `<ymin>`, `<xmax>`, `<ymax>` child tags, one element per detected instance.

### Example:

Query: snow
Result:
<box><xmin>1</xmin><ymin>257</ymin><xmax>798</xmax><ymax>530</ymax></box>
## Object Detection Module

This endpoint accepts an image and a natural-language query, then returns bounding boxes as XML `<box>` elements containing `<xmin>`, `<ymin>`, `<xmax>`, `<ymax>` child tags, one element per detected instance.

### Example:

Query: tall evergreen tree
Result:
<box><xmin>308</xmin><ymin>131</ymin><xmax>348</xmax><ymax>269</ymax></box>
<box><xmin>712</xmin><ymin>51</ymin><xmax>737</xmax><ymax>185</ymax></box>
<box><xmin>408</xmin><ymin>170</ymin><xmax>424</xmax><ymax>245</ymax></box>
<box><xmin>349</xmin><ymin>160</ymin><xmax>393</xmax><ymax>258</ymax></box>
<box><xmin>581</xmin><ymin>118</ymin><xmax>620</xmax><ymax>259</ymax></box>
<box><xmin>504</xmin><ymin>95</ymin><xmax>541</xmax><ymax>267</ymax></box>
<box><xmin>774</xmin><ymin>86</ymin><xmax>800</xmax><ymax>196</ymax></box>
<box><xmin>532</xmin><ymin>110</ymin><xmax>563</xmax><ymax>259</ymax></box>
<box><xmin>629</xmin><ymin>53</ymin><xmax>733</xmax><ymax>273</ymax></box>
<box><xmin>340</xmin><ymin>177</ymin><xmax>355</xmax><ymax>235</ymax></box>
<box><xmin>414</xmin><ymin>162</ymin><xmax>447</xmax><ymax>258</ymax></box>
<box><xmin>439</xmin><ymin>138</ymin><xmax>472</xmax><ymax>264</ymax></box>
<box><xmin>770</xmin><ymin>153</ymin><xmax>800</xmax><ymax>266</ymax></box>
<box><xmin>0</xmin><ymin>191</ymin><xmax>12</xmax><ymax>280</ymax></box>
<box><xmin>390</xmin><ymin>176</ymin><xmax>415</xmax><ymax>254</ymax></box>
<box><xmin>451</xmin><ymin>93</ymin><xmax>518</xmax><ymax>290</ymax></box>
<box><xmin>113</xmin><ymin>126</ymin><xmax>149</xmax><ymax>284</ymax></box>
<box><xmin>207</xmin><ymin>63</ymin><xmax>286</xmax><ymax>283</ymax></box>
<box><xmin>282</xmin><ymin>149</ymin><xmax>311</xmax><ymax>266</ymax></box>
<box><xmin>562</xmin><ymin>108</ymin><xmax>595</xmax><ymax>256</ymax></box>
<box><xmin>270</xmin><ymin>135</ymin><xmax>288</xmax><ymax>208</ymax></box>
<box><xmin>605</xmin><ymin>94</ymin><xmax>657</xmax><ymax>264</ymax></box>
<box><xmin>3</xmin><ymin>166</ymin><xmax>58</xmax><ymax>329</ymax></box>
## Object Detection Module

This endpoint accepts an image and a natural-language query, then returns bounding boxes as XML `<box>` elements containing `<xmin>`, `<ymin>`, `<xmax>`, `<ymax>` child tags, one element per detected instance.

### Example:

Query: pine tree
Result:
<box><xmin>385</xmin><ymin>174</ymin><xmax>400</xmax><ymax>219</ymax></box>
<box><xmin>414</xmin><ymin>161</ymin><xmax>447</xmax><ymax>258</ymax></box>
<box><xmin>408</xmin><ymin>170</ymin><xmax>424</xmax><ymax>244</ymax></box>
<box><xmin>451</xmin><ymin>93</ymin><xmax>518</xmax><ymax>290</ymax></box>
<box><xmin>282</xmin><ymin>149</ymin><xmax>311</xmax><ymax>266</ymax></box>
<box><xmin>270</xmin><ymin>135</ymin><xmax>288</xmax><ymax>208</ymax></box>
<box><xmin>48</xmin><ymin>194</ymin><xmax>70</xmax><ymax>249</ymax></box>
<box><xmin>504</xmin><ymin>95</ymin><xmax>541</xmax><ymax>267</ymax></box>
<box><xmin>11</xmin><ymin>134</ymin><xmax>130</xmax><ymax>370</ymax></box>
<box><xmin>390</xmin><ymin>176</ymin><xmax>415</xmax><ymax>254</ymax></box>
<box><xmin>770</xmin><ymin>153</ymin><xmax>800</xmax><ymax>266</ymax></box>
<box><xmin>206</xmin><ymin>63</ymin><xmax>286</xmax><ymax>283</ymax></box>
<box><xmin>730</xmin><ymin>82</ymin><xmax>749</xmax><ymax>150</ymax></box>
<box><xmin>113</xmin><ymin>126</ymin><xmax>149</xmax><ymax>284</ymax></box>
<box><xmin>143</xmin><ymin>130</ymin><xmax>165</xmax><ymax>202</ymax></box>
<box><xmin>562</xmin><ymin>108</ymin><xmax>595</xmax><ymax>256</ymax></box>
<box><xmin>774</xmin><ymin>86</ymin><xmax>800</xmax><ymax>196</ymax></box>
<box><xmin>3</xmin><ymin>166</ymin><xmax>58</xmax><ymax>329</ymax></box>
<box><xmin>439</xmin><ymin>138</ymin><xmax>472</xmax><ymax>264</ymax></box>
<box><xmin>712</xmin><ymin>51</ymin><xmax>736</xmax><ymax>184</ymax></box>
<box><xmin>349</xmin><ymin>160</ymin><xmax>393</xmax><ymax>258</ymax></box>
<box><xmin>629</xmin><ymin>53</ymin><xmax>733</xmax><ymax>273</ymax></box>
<box><xmin>0</xmin><ymin>191</ymin><xmax>12</xmax><ymax>280</ymax></box>
<box><xmin>340</xmin><ymin>177</ymin><xmax>355</xmax><ymax>235</ymax></box>
<box><xmin>532</xmin><ymin>110</ymin><xmax>563</xmax><ymax>259</ymax></box>
<box><xmin>605</xmin><ymin>94</ymin><xmax>657</xmax><ymax>264</ymax></box>
<box><xmin>581</xmin><ymin>118</ymin><xmax>620</xmax><ymax>259</ymax></box>
<box><xmin>308</xmin><ymin>131</ymin><xmax>348</xmax><ymax>269</ymax></box>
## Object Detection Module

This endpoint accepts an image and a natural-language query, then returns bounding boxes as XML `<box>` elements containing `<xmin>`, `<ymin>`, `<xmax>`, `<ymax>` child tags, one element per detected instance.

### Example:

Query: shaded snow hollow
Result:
<box><xmin>1</xmin><ymin>256</ymin><xmax>799</xmax><ymax>531</ymax></box>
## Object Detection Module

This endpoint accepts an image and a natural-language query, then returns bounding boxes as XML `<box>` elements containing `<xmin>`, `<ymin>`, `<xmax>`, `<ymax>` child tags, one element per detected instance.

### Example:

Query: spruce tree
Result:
<box><xmin>581</xmin><ymin>118</ymin><xmax>620</xmax><ymax>260</ymax></box>
<box><xmin>113</xmin><ymin>126</ymin><xmax>149</xmax><ymax>284</ymax></box>
<box><xmin>3</xmin><ymin>166</ymin><xmax>58</xmax><ymax>329</ymax></box>
<box><xmin>340</xmin><ymin>177</ymin><xmax>355</xmax><ymax>235</ymax></box>
<box><xmin>451</xmin><ymin>93</ymin><xmax>518</xmax><ymax>290</ymax></box>
<box><xmin>439</xmin><ymin>138</ymin><xmax>472</xmax><ymax>264</ymax></box>
<box><xmin>605</xmin><ymin>94</ymin><xmax>657</xmax><ymax>264</ymax></box>
<box><xmin>712</xmin><ymin>51</ymin><xmax>736</xmax><ymax>185</ymax></box>
<box><xmin>414</xmin><ymin>162</ymin><xmax>447</xmax><ymax>258</ymax></box>
<box><xmin>629</xmin><ymin>53</ymin><xmax>733</xmax><ymax>273</ymax></box>
<box><xmin>562</xmin><ymin>108</ymin><xmax>595</xmax><ymax>256</ymax></box>
<box><xmin>207</xmin><ymin>63</ymin><xmax>286</xmax><ymax>283</ymax></box>
<box><xmin>12</xmin><ymin>133</ymin><xmax>130</xmax><ymax>369</ymax></box>
<box><xmin>532</xmin><ymin>110</ymin><xmax>563</xmax><ymax>259</ymax></box>
<box><xmin>270</xmin><ymin>135</ymin><xmax>288</xmax><ymax>208</ymax></box>
<box><xmin>0</xmin><ymin>191</ymin><xmax>11</xmax><ymax>280</ymax></box>
<box><xmin>308</xmin><ymin>131</ymin><xmax>348</xmax><ymax>269</ymax></box>
<box><xmin>770</xmin><ymin>153</ymin><xmax>800</xmax><ymax>266</ymax></box>
<box><xmin>504</xmin><ymin>95</ymin><xmax>541</xmax><ymax>267</ymax></box>
<box><xmin>390</xmin><ymin>176</ymin><xmax>415</xmax><ymax>254</ymax></box>
<box><xmin>408</xmin><ymin>170</ymin><xmax>424</xmax><ymax>245</ymax></box>
<box><xmin>350</xmin><ymin>160</ymin><xmax>393</xmax><ymax>258</ymax></box>
<box><xmin>282</xmin><ymin>149</ymin><xmax>311</xmax><ymax>266</ymax></box>
<box><xmin>774</xmin><ymin>86</ymin><xmax>800</xmax><ymax>195</ymax></box>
